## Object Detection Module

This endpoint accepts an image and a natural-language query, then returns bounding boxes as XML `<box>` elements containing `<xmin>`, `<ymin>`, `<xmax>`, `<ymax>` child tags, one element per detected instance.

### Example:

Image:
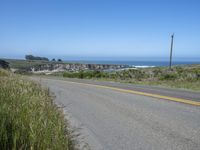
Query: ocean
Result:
<box><xmin>65</xmin><ymin>60</ymin><xmax>200</xmax><ymax>68</ymax></box>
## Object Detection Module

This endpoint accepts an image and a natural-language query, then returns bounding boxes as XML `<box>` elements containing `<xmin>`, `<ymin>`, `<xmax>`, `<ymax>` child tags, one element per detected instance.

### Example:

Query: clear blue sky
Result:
<box><xmin>0</xmin><ymin>0</ymin><xmax>200</xmax><ymax>60</ymax></box>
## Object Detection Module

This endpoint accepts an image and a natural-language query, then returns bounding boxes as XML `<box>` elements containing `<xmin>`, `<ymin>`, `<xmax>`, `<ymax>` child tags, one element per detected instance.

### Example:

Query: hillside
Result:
<box><xmin>53</xmin><ymin>64</ymin><xmax>200</xmax><ymax>91</ymax></box>
<box><xmin>3</xmin><ymin>59</ymin><xmax>129</xmax><ymax>73</ymax></box>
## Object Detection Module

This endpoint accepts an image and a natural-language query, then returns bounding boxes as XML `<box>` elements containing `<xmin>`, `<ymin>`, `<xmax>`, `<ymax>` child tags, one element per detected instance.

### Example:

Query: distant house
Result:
<box><xmin>0</xmin><ymin>59</ymin><xmax>9</xmax><ymax>69</ymax></box>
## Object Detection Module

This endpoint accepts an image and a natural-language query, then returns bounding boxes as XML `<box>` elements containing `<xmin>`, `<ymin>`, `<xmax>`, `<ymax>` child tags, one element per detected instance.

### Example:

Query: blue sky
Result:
<box><xmin>0</xmin><ymin>0</ymin><xmax>200</xmax><ymax>60</ymax></box>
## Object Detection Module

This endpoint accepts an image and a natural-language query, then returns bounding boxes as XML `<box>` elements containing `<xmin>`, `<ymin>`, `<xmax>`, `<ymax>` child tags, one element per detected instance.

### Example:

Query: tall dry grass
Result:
<box><xmin>0</xmin><ymin>69</ymin><xmax>74</xmax><ymax>149</ymax></box>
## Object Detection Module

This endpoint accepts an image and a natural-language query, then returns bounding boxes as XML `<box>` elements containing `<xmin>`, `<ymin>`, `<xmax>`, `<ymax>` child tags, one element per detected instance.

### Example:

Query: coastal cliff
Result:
<box><xmin>31</xmin><ymin>63</ymin><xmax>129</xmax><ymax>73</ymax></box>
<box><xmin>5</xmin><ymin>59</ymin><xmax>130</xmax><ymax>73</ymax></box>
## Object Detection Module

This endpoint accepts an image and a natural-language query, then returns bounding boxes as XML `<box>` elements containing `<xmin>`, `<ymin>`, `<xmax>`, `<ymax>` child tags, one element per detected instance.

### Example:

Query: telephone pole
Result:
<box><xmin>169</xmin><ymin>33</ymin><xmax>174</xmax><ymax>70</ymax></box>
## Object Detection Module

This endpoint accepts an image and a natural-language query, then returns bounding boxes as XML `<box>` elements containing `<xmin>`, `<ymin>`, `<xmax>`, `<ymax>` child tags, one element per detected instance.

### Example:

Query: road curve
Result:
<box><xmin>35</xmin><ymin>77</ymin><xmax>200</xmax><ymax>150</ymax></box>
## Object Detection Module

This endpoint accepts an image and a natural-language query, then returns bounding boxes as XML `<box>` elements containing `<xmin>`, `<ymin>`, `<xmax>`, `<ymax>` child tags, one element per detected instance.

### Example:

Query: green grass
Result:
<box><xmin>127</xmin><ymin>80</ymin><xmax>200</xmax><ymax>91</ymax></box>
<box><xmin>63</xmin><ymin>70</ymin><xmax>109</xmax><ymax>79</ymax></box>
<box><xmin>0</xmin><ymin>69</ymin><xmax>74</xmax><ymax>150</ymax></box>
<box><xmin>59</xmin><ymin>65</ymin><xmax>200</xmax><ymax>91</ymax></box>
<box><xmin>3</xmin><ymin>59</ymin><xmax>73</xmax><ymax>70</ymax></box>
<box><xmin>4</xmin><ymin>59</ymin><xmax>50</xmax><ymax>68</ymax></box>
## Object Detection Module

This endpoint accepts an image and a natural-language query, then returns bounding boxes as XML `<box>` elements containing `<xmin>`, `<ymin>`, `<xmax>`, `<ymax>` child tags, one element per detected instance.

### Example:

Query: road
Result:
<box><xmin>35</xmin><ymin>77</ymin><xmax>200</xmax><ymax>150</ymax></box>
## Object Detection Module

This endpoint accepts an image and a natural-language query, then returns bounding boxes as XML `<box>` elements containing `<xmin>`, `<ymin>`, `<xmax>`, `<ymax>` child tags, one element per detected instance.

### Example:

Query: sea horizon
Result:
<box><xmin>2</xmin><ymin>56</ymin><xmax>200</xmax><ymax>68</ymax></box>
<box><xmin>64</xmin><ymin>59</ymin><xmax>200</xmax><ymax>67</ymax></box>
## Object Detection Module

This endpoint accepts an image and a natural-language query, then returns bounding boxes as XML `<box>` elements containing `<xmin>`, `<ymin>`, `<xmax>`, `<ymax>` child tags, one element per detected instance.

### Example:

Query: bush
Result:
<box><xmin>0</xmin><ymin>60</ymin><xmax>9</xmax><ymax>69</ymax></box>
<box><xmin>152</xmin><ymin>68</ymin><xmax>162</xmax><ymax>77</ymax></box>
<box><xmin>159</xmin><ymin>72</ymin><xmax>178</xmax><ymax>80</ymax></box>
<box><xmin>0</xmin><ymin>72</ymin><xmax>74</xmax><ymax>149</ymax></box>
<box><xmin>0</xmin><ymin>69</ymin><xmax>9</xmax><ymax>77</ymax></box>
<box><xmin>63</xmin><ymin>70</ymin><xmax>109</xmax><ymax>79</ymax></box>
<box><xmin>82</xmin><ymin>71</ymin><xmax>93</xmax><ymax>78</ymax></box>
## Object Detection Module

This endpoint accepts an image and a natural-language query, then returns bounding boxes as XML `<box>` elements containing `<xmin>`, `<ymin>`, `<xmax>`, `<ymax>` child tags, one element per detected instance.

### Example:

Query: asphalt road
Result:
<box><xmin>35</xmin><ymin>77</ymin><xmax>200</xmax><ymax>150</ymax></box>
<box><xmin>42</xmin><ymin>77</ymin><xmax>200</xmax><ymax>102</ymax></box>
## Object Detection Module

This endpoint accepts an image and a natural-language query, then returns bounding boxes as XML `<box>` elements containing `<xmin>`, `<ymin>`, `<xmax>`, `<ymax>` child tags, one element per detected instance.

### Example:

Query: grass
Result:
<box><xmin>3</xmin><ymin>59</ymin><xmax>73</xmax><ymax>70</ymax></box>
<box><xmin>59</xmin><ymin>65</ymin><xmax>200</xmax><ymax>91</ymax></box>
<box><xmin>0</xmin><ymin>69</ymin><xmax>74</xmax><ymax>150</ymax></box>
<box><xmin>4</xmin><ymin>59</ymin><xmax>51</xmax><ymax>69</ymax></box>
<box><xmin>63</xmin><ymin>70</ymin><xmax>109</xmax><ymax>79</ymax></box>
<box><xmin>127</xmin><ymin>80</ymin><xmax>200</xmax><ymax>91</ymax></box>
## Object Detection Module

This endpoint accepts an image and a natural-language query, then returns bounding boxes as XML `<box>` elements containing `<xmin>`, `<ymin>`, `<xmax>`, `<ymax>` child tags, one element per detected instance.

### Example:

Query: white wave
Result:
<box><xmin>134</xmin><ymin>65</ymin><xmax>155</xmax><ymax>68</ymax></box>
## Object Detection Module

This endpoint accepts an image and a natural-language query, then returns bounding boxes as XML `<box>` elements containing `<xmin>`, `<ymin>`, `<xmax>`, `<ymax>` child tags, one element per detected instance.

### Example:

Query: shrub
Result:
<box><xmin>63</xmin><ymin>70</ymin><xmax>109</xmax><ymax>79</ymax></box>
<box><xmin>159</xmin><ymin>72</ymin><xmax>178</xmax><ymax>80</ymax></box>
<box><xmin>152</xmin><ymin>68</ymin><xmax>162</xmax><ymax>77</ymax></box>
<box><xmin>0</xmin><ymin>60</ymin><xmax>9</xmax><ymax>69</ymax></box>
<box><xmin>0</xmin><ymin>69</ymin><xmax>9</xmax><ymax>77</ymax></box>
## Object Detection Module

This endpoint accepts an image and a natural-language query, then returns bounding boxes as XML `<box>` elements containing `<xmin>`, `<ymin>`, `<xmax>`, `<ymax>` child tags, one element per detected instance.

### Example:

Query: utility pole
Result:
<box><xmin>169</xmin><ymin>33</ymin><xmax>174</xmax><ymax>70</ymax></box>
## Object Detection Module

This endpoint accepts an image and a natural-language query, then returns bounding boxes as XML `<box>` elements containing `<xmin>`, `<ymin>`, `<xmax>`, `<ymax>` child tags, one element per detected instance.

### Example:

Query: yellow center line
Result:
<box><xmin>52</xmin><ymin>78</ymin><xmax>200</xmax><ymax>106</ymax></box>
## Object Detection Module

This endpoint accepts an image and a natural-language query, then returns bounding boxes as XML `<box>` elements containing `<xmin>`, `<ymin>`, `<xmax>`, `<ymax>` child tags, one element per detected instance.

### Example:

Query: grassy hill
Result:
<box><xmin>4</xmin><ymin>59</ymin><xmax>63</xmax><ymax>69</ymax></box>
<box><xmin>59</xmin><ymin>65</ymin><xmax>200</xmax><ymax>91</ymax></box>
